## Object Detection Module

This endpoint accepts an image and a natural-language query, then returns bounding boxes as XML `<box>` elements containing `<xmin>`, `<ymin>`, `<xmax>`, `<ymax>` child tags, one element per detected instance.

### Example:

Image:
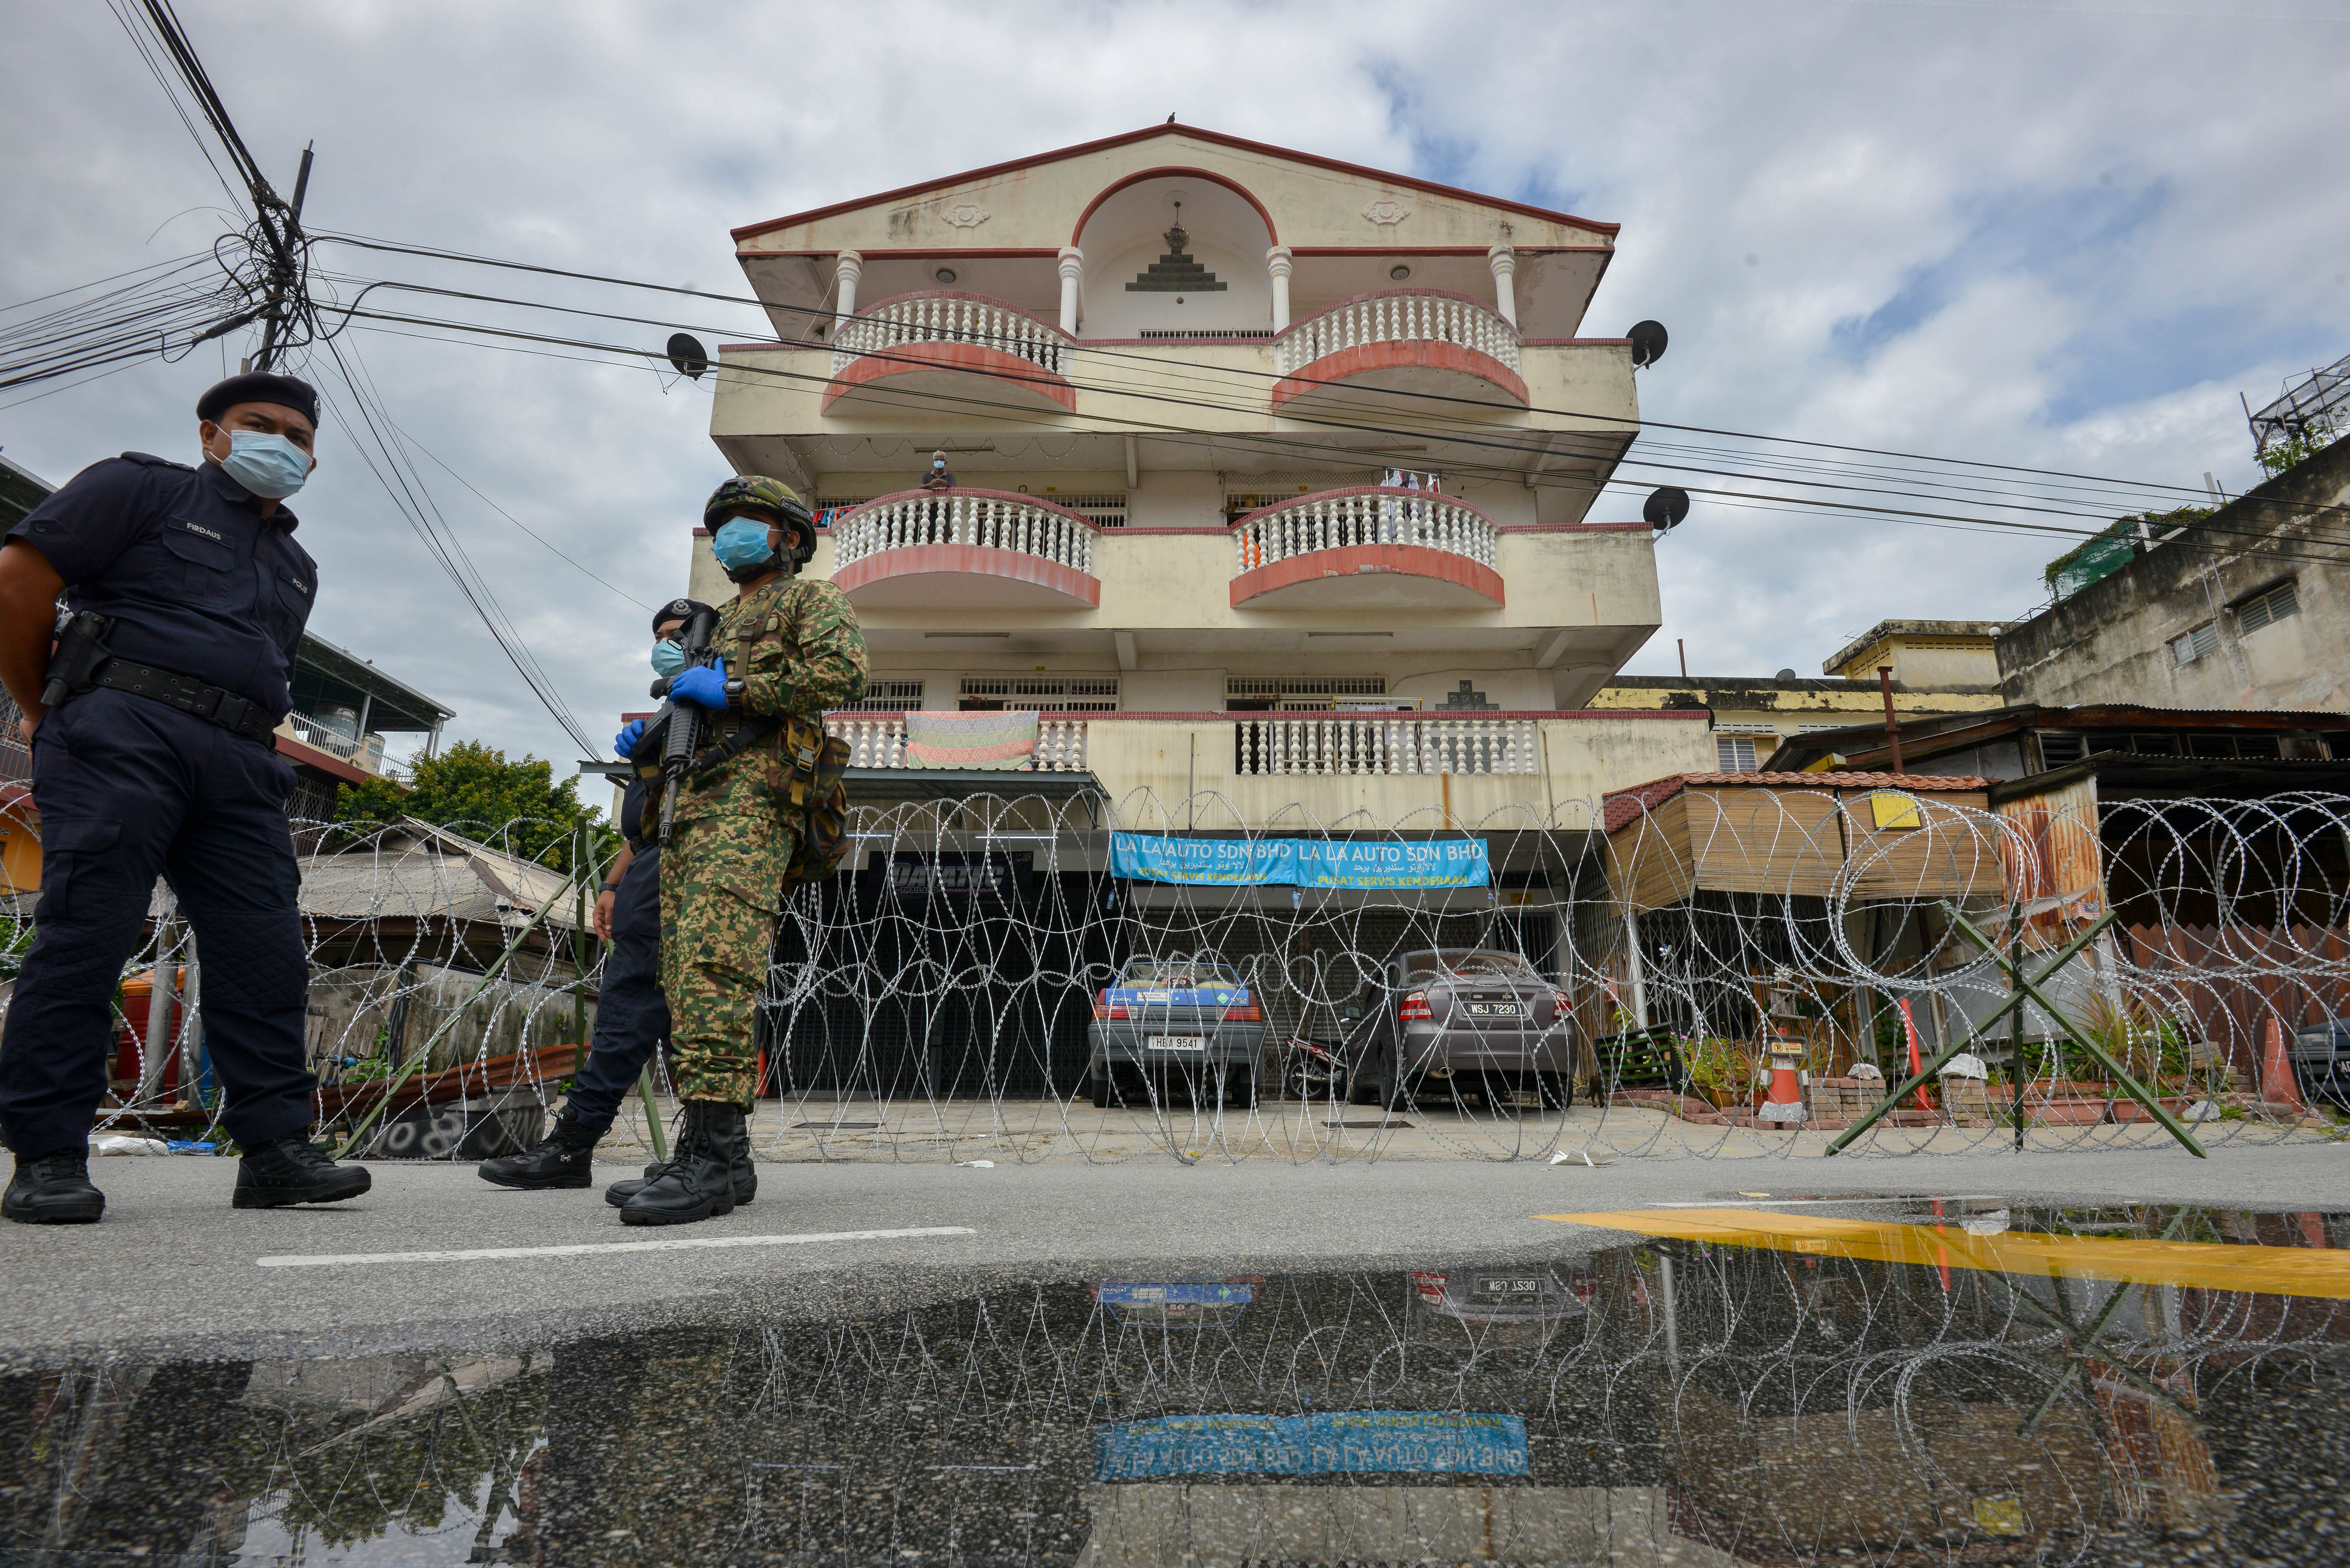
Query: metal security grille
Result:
<box><xmin>1716</xmin><ymin>736</ymin><xmax>1759</xmax><ymax>771</ymax></box>
<box><xmin>959</xmin><ymin>675</ymin><xmax>1119</xmax><ymax>711</ymax></box>
<box><xmin>2235</xmin><ymin>579</ymin><xmax>2300</xmax><ymax>634</ymax></box>
<box><xmin>1045</xmin><ymin>493</ymin><xmax>1127</xmax><ymax>529</ymax></box>
<box><xmin>813</xmin><ymin>496</ymin><xmax>874</xmax><ymax>526</ymax></box>
<box><xmin>1139</xmin><ymin>329</ymin><xmax>1271</xmax><ymax>340</ymax></box>
<box><xmin>1228</xmin><ymin>676</ymin><xmax>1386</xmax><ymax>712</ymax></box>
<box><xmin>843</xmin><ymin>680</ymin><xmax>925</xmax><ymax>713</ymax></box>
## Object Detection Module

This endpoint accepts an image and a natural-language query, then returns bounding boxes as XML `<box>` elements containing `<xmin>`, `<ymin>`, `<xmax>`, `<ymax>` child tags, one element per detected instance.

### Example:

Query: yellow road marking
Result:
<box><xmin>1538</xmin><ymin>1208</ymin><xmax>2350</xmax><ymax>1299</ymax></box>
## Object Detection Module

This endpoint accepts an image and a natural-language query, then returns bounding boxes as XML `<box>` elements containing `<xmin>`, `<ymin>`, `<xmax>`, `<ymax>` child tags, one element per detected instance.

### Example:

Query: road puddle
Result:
<box><xmin>3</xmin><ymin>1200</ymin><xmax>2344</xmax><ymax>1565</ymax></box>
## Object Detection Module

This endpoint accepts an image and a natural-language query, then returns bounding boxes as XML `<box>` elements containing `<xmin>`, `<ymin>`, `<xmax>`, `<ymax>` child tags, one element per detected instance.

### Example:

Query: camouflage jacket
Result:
<box><xmin>713</xmin><ymin>575</ymin><xmax>867</xmax><ymax>719</ymax></box>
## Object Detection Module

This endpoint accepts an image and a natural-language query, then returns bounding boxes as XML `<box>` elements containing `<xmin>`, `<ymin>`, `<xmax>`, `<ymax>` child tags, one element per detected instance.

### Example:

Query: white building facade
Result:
<box><xmin>701</xmin><ymin>124</ymin><xmax>1712</xmax><ymax>833</ymax></box>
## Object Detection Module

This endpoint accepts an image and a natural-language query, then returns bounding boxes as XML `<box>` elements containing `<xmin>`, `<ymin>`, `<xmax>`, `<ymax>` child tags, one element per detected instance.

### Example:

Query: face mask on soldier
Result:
<box><xmin>650</xmin><ymin>638</ymin><xmax>687</xmax><ymax>677</ymax></box>
<box><xmin>710</xmin><ymin>518</ymin><xmax>777</xmax><ymax>580</ymax></box>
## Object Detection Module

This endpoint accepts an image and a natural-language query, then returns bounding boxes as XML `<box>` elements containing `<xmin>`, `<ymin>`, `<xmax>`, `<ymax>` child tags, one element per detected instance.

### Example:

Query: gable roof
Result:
<box><xmin>732</xmin><ymin>122</ymin><xmax>1619</xmax><ymax>244</ymax></box>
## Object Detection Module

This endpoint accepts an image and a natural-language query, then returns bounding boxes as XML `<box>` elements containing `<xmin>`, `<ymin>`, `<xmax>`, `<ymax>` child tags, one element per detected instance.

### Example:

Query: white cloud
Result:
<box><xmin>4</xmin><ymin>0</ymin><xmax>2347</xmax><ymax>762</ymax></box>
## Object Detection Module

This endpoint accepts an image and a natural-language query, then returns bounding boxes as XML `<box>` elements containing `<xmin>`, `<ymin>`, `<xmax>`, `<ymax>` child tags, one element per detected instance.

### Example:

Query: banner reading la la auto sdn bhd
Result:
<box><xmin>1109</xmin><ymin>832</ymin><xmax>1489</xmax><ymax>890</ymax></box>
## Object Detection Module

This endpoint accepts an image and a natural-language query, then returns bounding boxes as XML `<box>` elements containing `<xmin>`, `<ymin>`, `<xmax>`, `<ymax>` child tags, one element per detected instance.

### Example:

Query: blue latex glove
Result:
<box><xmin>668</xmin><ymin>657</ymin><xmax>731</xmax><ymax>712</ymax></box>
<box><xmin>614</xmin><ymin>719</ymin><xmax>646</xmax><ymax>759</ymax></box>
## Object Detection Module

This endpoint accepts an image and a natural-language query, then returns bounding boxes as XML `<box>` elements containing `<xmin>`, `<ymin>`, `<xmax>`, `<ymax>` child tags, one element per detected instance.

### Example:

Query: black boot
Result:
<box><xmin>233</xmin><ymin>1130</ymin><xmax>372</xmax><ymax>1209</ymax></box>
<box><xmin>478</xmin><ymin>1109</ymin><xmax>603</xmax><ymax>1190</ymax></box>
<box><xmin>618</xmin><ymin>1102</ymin><xmax>740</xmax><ymax>1226</ymax></box>
<box><xmin>604</xmin><ymin>1128</ymin><xmax>755</xmax><ymax>1209</ymax></box>
<box><xmin>3</xmin><ymin>1149</ymin><xmax>105</xmax><ymax>1225</ymax></box>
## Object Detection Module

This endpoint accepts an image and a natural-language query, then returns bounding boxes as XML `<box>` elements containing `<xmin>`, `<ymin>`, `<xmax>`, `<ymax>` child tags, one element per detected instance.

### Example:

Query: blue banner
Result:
<box><xmin>1097</xmin><ymin>1283</ymin><xmax>1255</xmax><ymax>1306</ymax></box>
<box><xmin>1095</xmin><ymin>1411</ymin><xmax>1528</xmax><ymax>1480</ymax></box>
<box><xmin>1109</xmin><ymin>834</ymin><xmax>1489</xmax><ymax>890</ymax></box>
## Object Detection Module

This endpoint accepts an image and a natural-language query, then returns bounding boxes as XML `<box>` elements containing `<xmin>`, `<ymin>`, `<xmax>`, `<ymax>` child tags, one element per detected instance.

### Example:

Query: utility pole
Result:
<box><xmin>248</xmin><ymin>142</ymin><xmax>315</xmax><ymax>373</ymax></box>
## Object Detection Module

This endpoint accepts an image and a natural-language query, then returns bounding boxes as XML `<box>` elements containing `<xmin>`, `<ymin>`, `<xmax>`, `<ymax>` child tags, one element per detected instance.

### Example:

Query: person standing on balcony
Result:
<box><xmin>919</xmin><ymin>449</ymin><xmax>956</xmax><ymax>539</ymax></box>
<box><xmin>920</xmin><ymin>450</ymin><xmax>957</xmax><ymax>492</ymax></box>
<box><xmin>0</xmin><ymin>372</ymin><xmax>373</xmax><ymax>1223</ymax></box>
<box><xmin>476</xmin><ymin>600</ymin><xmax>754</xmax><ymax>1208</ymax></box>
<box><xmin>614</xmin><ymin>477</ymin><xmax>864</xmax><ymax>1226</ymax></box>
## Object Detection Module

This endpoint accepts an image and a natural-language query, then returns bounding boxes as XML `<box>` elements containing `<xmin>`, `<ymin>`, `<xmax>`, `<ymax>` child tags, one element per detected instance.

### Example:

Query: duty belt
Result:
<box><xmin>88</xmin><ymin>658</ymin><xmax>280</xmax><ymax>744</ymax></box>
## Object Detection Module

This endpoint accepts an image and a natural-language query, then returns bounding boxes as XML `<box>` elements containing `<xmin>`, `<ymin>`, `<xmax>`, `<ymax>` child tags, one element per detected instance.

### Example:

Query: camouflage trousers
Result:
<box><xmin>658</xmin><ymin>765</ymin><xmax>800</xmax><ymax>1108</ymax></box>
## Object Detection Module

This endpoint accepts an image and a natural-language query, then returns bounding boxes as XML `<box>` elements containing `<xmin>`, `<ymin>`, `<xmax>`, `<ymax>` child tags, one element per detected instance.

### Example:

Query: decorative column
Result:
<box><xmin>834</xmin><ymin>250</ymin><xmax>863</xmax><ymax>325</ymax></box>
<box><xmin>1057</xmin><ymin>246</ymin><xmax>1084</xmax><ymax>335</ymax></box>
<box><xmin>1486</xmin><ymin>245</ymin><xmax>1517</xmax><ymax>329</ymax></box>
<box><xmin>1266</xmin><ymin>245</ymin><xmax>1294</xmax><ymax>332</ymax></box>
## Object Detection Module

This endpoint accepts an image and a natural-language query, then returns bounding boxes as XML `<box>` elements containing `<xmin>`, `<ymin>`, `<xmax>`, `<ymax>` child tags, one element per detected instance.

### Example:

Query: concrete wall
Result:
<box><xmin>1997</xmin><ymin>439</ymin><xmax>2350</xmax><ymax>713</ymax></box>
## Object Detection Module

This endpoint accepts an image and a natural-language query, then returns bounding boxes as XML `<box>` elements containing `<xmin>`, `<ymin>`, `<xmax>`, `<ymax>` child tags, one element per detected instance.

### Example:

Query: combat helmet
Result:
<box><xmin>704</xmin><ymin>475</ymin><xmax>817</xmax><ymax>570</ymax></box>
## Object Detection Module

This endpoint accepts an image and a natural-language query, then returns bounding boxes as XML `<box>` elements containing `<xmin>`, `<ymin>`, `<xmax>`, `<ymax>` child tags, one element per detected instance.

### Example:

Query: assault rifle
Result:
<box><xmin>629</xmin><ymin>603</ymin><xmax>722</xmax><ymax>846</ymax></box>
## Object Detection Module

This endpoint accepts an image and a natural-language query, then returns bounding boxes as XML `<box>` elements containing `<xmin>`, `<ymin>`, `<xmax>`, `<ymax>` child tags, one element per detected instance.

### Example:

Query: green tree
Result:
<box><xmin>333</xmin><ymin>740</ymin><xmax>606</xmax><ymax>872</ymax></box>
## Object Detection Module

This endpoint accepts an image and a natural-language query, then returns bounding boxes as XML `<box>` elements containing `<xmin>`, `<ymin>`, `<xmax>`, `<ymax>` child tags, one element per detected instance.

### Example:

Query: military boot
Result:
<box><xmin>617</xmin><ymin>1101</ymin><xmax>739</xmax><ymax>1227</ymax></box>
<box><xmin>3</xmin><ymin>1149</ymin><xmax>106</xmax><ymax>1224</ymax></box>
<box><xmin>605</xmin><ymin>1127</ymin><xmax>756</xmax><ymax>1209</ymax></box>
<box><xmin>233</xmin><ymin>1131</ymin><xmax>372</xmax><ymax>1209</ymax></box>
<box><xmin>477</xmin><ymin>1108</ymin><xmax>603</xmax><ymax>1190</ymax></box>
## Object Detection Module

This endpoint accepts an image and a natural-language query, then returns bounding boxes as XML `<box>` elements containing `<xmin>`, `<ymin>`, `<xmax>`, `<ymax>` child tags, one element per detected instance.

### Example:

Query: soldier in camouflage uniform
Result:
<box><xmin>620</xmin><ymin>476</ymin><xmax>865</xmax><ymax>1226</ymax></box>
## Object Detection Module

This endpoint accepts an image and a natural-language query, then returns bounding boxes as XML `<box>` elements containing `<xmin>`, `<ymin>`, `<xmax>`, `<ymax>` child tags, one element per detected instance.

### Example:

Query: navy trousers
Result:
<box><xmin>0</xmin><ymin>690</ymin><xmax>314</xmax><ymax>1157</ymax></box>
<box><xmin>561</xmin><ymin>846</ymin><xmax>669</xmax><ymax>1131</ymax></box>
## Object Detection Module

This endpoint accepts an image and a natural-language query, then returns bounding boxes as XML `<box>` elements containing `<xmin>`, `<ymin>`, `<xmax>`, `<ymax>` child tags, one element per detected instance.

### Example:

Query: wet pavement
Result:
<box><xmin>4</xmin><ymin>1199</ymin><xmax>2346</xmax><ymax>1565</ymax></box>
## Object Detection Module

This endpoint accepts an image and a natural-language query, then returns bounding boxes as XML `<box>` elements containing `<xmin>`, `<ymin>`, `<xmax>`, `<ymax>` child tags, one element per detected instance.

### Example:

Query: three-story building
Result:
<box><xmin>700</xmin><ymin>124</ymin><xmax>1712</xmax><ymax>840</ymax></box>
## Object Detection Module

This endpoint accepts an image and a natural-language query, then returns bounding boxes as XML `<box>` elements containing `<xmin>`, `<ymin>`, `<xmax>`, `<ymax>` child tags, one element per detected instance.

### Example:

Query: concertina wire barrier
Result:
<box><xmin>23</xmin><ymin>784</ymin><xmax>2350</xmax><ymax>1164</ymax></box>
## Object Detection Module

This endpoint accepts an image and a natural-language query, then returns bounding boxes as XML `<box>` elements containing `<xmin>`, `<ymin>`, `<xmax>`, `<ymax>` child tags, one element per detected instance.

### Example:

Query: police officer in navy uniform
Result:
<box><xmin>476</xmin><ymin>599</ymin><xmax>763</xmax><ymax>1213</ymax></box>
<box><xmin>0</xmin><ymin>371</ymin><xmax>372</xmax><ymax>1223</ymax></box>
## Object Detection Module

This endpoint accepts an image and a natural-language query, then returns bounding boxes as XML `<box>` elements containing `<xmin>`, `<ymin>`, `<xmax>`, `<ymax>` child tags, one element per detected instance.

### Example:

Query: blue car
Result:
<box><xmin>1087</xmin><ymin>959</ymin><xmax>1271</xmax><ymax>1109</ymax></box>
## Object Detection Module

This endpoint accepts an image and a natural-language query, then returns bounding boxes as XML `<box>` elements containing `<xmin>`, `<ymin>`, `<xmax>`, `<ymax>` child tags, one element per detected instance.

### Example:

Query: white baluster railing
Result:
<box><xmin>824</xmin><ymin>713</ymin><xmax>1090</xmax><ymax>773</ymax></box>
<box><xmin>1273</xmin><ymin>289</ymin><xmax>1521</xmax><ymax>377</ymax></box>
<box><xmin>1230</xmin><ymin>487</ymin><xmax>1499</xmax><ymax>575</ymax></box>
<box><xmin>830</xmin><ymin>291</ymin><xmax>1074</xmax><ymax>379</ymax></box>
<box><xmin>831</xmin><ymin>489</ymin><xmax>1097</xmax><ymax>577</ymax></box>
<box><xmin>1232</xmin><ymin>714</ymin><xmax>1540</xmax><ymax>777</ymax></box>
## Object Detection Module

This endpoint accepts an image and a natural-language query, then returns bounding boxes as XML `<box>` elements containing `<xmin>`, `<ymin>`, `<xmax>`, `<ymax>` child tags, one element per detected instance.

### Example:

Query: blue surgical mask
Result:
<box><xmin>650</xmin><ymin>639</ymin><xmax>687</xmax><ymax>678</ymax></box>
<box><xmin>218</xmin><ymin>429</ymin><xmax>312</xmax><ymax>499</ymax></box>
<box><xmin>711</xmin><ymin>518</ymin><xmax>777</xmax><ymax>575</ymax></box>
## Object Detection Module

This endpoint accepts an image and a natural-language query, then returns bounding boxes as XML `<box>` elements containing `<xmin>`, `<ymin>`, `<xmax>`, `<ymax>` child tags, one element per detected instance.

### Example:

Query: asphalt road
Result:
<box><xmin>5</xmin><ymin>1140</ymin><xmax>2345</xmax><ymax>1365</ymax></box>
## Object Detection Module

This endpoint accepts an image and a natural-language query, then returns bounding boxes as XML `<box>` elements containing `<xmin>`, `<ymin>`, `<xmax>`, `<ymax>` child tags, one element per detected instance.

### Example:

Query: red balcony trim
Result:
<box><xmin>844</xmin><ymin>289</ymin><xmax>1072</xmax><ymax>334</ymax></box>
<box><xmin>1072</xmin><ymin>166</ymin><xmax>1279</xmax><ymax>246</ymax></box>
<box><xmin>275</xmin><ymin>733</ymin><xmax>371</xmax><ymax>785</ymax></box>
<box><xmin>825</xmin><ymin>708</ymin><xmax>1711</xmax><ymax>724</ymax></box>
<box><xmin>1226</xmin><ymin>485</ymin><xmax>1502</xmax><ymax>533</ymax></box>
<box><xmin>1271</xmin><ymin>342</ymin><xmax>1527</xmax><ymax>409</ymax></box>
<box><xmin>823</xmin><ymin>342</ymin><xmax>1076</xmax><ymax>412</ymax></box>
<box><xmin>837</xmin><ymin>486</ymin><xmax>1101</xmax><ymax>531</ymax></box>
<box><xmin>732</xmin><ymin>124</ymin><xmax>1618</xmax><ymax>241</ymax></box>
<box><xmin>1230</xmin><ymin>543</ymin><xmax>1504</xmax><ymax>609</ymax></box>
<box><xmin>831</xmin><ymin>542</ymin><xmax>1100</xmax><ymax>607</ymax></box>
<box><xmin>1282</xmin><ymin>285</ymin><xmax>1512</xmax><ymax>329</ymax></box>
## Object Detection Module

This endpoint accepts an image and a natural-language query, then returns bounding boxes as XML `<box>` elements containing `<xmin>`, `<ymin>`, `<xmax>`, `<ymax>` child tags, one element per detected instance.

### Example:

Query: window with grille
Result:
<box><xmin>1041</xmin><ymin>493</ymin><xmax>1126</xmax><ymax>529</ymax></box>
<box><xmin>1223</xmin><ymin>483</ymin><xmax>1366</xmax><ymax>525</ymax></box>
<box><xmin>1226</xmin><ymin>676</ymin><xmax>1387</xmax><ymax>712</ymax></box>
<box><xmin>2169</xmin><ymin>623</ymin><xmax>2221</xmax><ymax>666</ymax></box>
<box><xmin>2038</xmin><ymin>732</ymin><xmax>2087</xmax><ymax>767</ymax></box>
<box><xmin>1716</xmin><ymin>736</ymin><xmax>1758</xmax><ymax>771</ymax></box>
<box><xmin>813</xmin><ymin>496</ymin><xmax>874</xmax><ymax>527</ymax></box>
<box><xmin>842</xmin><ymin>679</ymin><xmax>925</xmax><ymax>713</ymax></box>
<box><xmin>2234</xmin><ymin>579</ymin><xmax>2300</xmax><ymax>634</ymax></box>
<box><xmin>958</xmin><ymin>675</ymin><xmax>1118</xmax><ymax>711</ymax></box>
<box><xmin>1138</xmin><ymin>329</ymin><xmax>1270</xmax><ymax>340</ymax></box>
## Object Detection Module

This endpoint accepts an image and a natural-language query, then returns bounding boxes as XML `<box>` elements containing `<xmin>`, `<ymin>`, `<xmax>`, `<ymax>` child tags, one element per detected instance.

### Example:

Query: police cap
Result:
<box><xmin>197</xmin><ymin>372</ymin><xmax>320</xmax><ymax>428</ymax></box>
<box><xmin>653</xmin><ymin>597</ymin><xmax>714</xmax><ymax>634</ymax></box>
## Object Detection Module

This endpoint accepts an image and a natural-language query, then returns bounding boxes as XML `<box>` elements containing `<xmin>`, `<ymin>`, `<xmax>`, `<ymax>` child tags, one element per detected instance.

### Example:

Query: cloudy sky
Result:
<box><xmin>7</xmin><ymin>0</ymin><xmax>2348</xmax><ymax>771</ymax></box>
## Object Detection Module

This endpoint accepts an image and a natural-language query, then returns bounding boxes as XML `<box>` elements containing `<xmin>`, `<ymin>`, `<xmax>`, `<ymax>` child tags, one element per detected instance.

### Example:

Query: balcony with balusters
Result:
<box><xmin>1228</xmin><ymin>486</ymin><xmax>1504</xmax><ymax>610</ymax></box>
<box><xmin>824</xmin><ymin>291</ymin><xmax>1078</xmax><ymax>414</ymax></box>
<box><xmin>1270</xmin><ymin>289</ymin><xmax>1526</xmax><ymax>413</ymax></box>
<box><xmin>828</xmin><ymin>488</ymin><xmax>1101</xmax><ymax>610</ymax></box>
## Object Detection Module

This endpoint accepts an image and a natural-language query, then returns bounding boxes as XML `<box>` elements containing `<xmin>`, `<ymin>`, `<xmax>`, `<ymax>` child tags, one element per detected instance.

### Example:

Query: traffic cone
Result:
<box><xmin>1759</xmin><ymin>1028</ymin><xmax>1806</xmax><ymax>1124</ymax></box>
<box><xmin>2261</xmin><ymin>1015</ymin><xmax>2307</xmax><ymax>1116</ymax></box>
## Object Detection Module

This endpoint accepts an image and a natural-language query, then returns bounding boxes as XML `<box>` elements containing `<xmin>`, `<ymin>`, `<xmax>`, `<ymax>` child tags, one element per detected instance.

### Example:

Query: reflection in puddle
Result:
<box><xmin>3</xmin><ymin>1203</ymin><xmax>2344</xmax><ymax>1565</ymax></box>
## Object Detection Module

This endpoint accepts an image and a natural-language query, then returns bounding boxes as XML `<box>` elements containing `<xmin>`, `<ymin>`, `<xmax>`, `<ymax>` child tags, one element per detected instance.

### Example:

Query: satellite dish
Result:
<box><xmin>1628</xmin><ymin>320</ymin><xmax>1668</xmax><ymax>369</ymax></box>
<box><xmin>1644</xmin><ymin>486</ymin><xmax>1690</xmax><ymax>532</ymax></box>
<box><xmin>666</xmin><ymin>332</ymin><xmax>709</xmax><ymax>379</ymax></box>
